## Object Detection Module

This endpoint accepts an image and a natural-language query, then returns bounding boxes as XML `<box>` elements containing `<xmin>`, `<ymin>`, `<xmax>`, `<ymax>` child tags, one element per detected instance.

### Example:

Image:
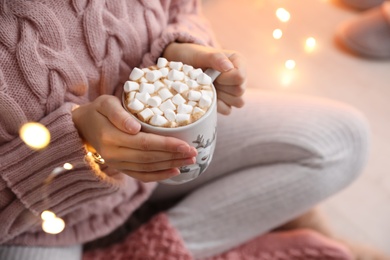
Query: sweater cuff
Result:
<box><xmin>141</xmin><ymin>23</ymin><xmax>220</xmax><ymax>68</ymax></box>
<box><xmin>0</xmin><ymin>103</ymin><xmax>121</xmax><ymax>216</ymax></box>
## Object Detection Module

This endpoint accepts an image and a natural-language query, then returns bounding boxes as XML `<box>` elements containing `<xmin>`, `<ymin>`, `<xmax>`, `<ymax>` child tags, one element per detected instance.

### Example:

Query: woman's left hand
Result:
<box><xmin>163</xmin><ymin>43</ymin><xmax>247</xmax><ymax>115</ymax></box>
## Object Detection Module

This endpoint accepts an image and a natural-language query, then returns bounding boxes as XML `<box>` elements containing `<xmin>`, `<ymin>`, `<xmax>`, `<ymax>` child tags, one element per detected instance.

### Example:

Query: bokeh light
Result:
<box><xmin>273</xmin><ymin>29</ymin><xmax>283</xmax><ymax>39</ymax></box>
<box><xmin>305</xmin><ymin>37</ymin><xmax>317</xmax><ymax>52</ymax></box>
<box><xmin>285</xmin><ymin>60</ymin><xmax>296</xmax><ymax>70</ymax></box>
<box><xmin>63</xmin><ymin>163</ymin><xmax>74</xmax><ymax>170</ymax></box>
<box><xmin>41</xmin><ymin>210</ymin><xmax>56</xmax><ymax>221</ymax></box>
<box><xmin>19</xmin><ymin>122</ymin><xmax>51</xmax><ymax>150</ymax></box>
<box><xmin>276</xmin><ymin>8</ymin><xmax>290</xmax><ymax>22</ymax></box>
<box><xmin>41</xmin><ymin>210</ymin><xmax>65</xmax><ymax>234</ymax></box>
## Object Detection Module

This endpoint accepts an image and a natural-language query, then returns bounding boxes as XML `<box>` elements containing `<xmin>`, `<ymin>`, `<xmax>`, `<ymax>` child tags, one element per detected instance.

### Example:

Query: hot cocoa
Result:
<box><xmin>123</xmin><ymin>58</ymin><xmax>215</xmax><ymax>128</ymax></box>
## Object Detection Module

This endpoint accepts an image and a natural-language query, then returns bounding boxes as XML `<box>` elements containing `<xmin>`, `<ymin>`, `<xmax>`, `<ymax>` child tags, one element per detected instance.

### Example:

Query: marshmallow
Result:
<box><xmin>150</xmin><ymin>115</ymin><xmax>168</xmax><ymax>127</ymax></box>
<box><xmin>158</xmin><ymin>88</ymin><xmax>173</xmax><ymax>101</ymax></box>
<box><xmin>168</xmin><ymin>69</ymin><xmax>185</xmax><ymax>81</ymax></box>
<box><xmin>187</xmin><ymin>79</ymin><xmax>199</xmax><ymax>89</ymax></box>
<box><xmin>139</xmin><ymin>108</ymin><xmax>154</xmax><ymax>122</ymax></box>
<box><xmin>193</xmin><ymin>107</ymin><xmax>206</xmax><ymax>118</ymax></box>
<box><xmin>147</xmin><ymin>96</ymin><xmax>162</xmax><ymax>107</ymax></box>
<box><xmin>172</xmin><ymin>93</ymin><xmax>186</xmax><ymax>105</ymax></box>
<box><xmin>189</xmin><ymin>68</ymin><xmax>203</xmax><ymax>80</ymax></box>
<box><xmin>188</xmin><ymin>101</ymin><xmax>197</xmax><ymax>107</ymax></box>
<box><xmin>135</xmin><ymin>92</ymin><xmax>151</xmax><ymax>104</ymax></box>
<box><xmin>164</xmin><ymin>109</ymin><xmax>176</xmax><ymax>122</ymax></box>
<box><xmin>199</xmin><ymin>95</ymin><xmax>212</xmax><ymax>109</ymax></box>
<box><xmin>163</xmin><ymin>79</ymin><xmax>173</xmax><ymax>88</ymax></box>
<box><xmin>157</xmin><ymin>57</ymin><xmax>168</xmax><ymax>68</ymax></box>
<box><xmin>169</xmin><ymin>61</ymin><xmax>183</xmax><ymax>71</ymax></box>
<box><xmin>146</xmin><ymin>70</ymin><xmax>163</xmax><ymax>82</ymax></box>
<box><xmin>182</xmin><ymin>65</ymin><xmax>194</xmax><ymax>75</ymax></box>
<box><xmin>139</xmin><ymin>83</ymin><xmax>155</xmax><ymax>94</ymax></box>
<box><xmin>124</xmin><ymin>81</ymin><xmax>139</xmax><ymax>93</ymax></box>
<box><xmin>159</xmin><ymin>67</ymin><xmax>169</xmax><ymax>77</ymax></box>
<box><xmin>177</xmin><ymin>103</ymin><xmax>193</xmax><ymax>114</ymax></box>
<box><xmin>176</xmin><ymin>114</ymin><xmax>191</xmax><ymax>125</ymax></box>
<box><xmin>129</xmin><ymin>91</ymin><xmax>136</xmax><ymax>100</ymax></box>
<box><xmin>129</xmin><ymin>67</ymin><xmax>144</xmax><ymax>81</ymax></box>
<box><xmin>125</xmin><ymin>60</ymin><xmax>216</xmax><ymax>128</ymax></box>
<box><xmin>159</xmin><ymin>99</ymin><xmax>176</xmax><ymax>112</ymax></box>
<box><xmin>151</xmin><ymin>107</ymin><xmax>163</xmax><ymax>116</ymax></box>
<box><xmin>197</xmin><ymin>73</ymin><xmax>212</xmax><ymax>85</ymax></box>
<box><xmin>201</xmin><ymin>90</ymin><xmax>214</xmax><ymax>98</ymax></box>
<box><xmin>188</xmin><ymin>90</ymin><xmax>202</xmax><ymax>101</ymax></box>
<box><xmin>172</xmin><ymin>82</ymin><xmax>189</xmax><ymax>94</ymax></box>
<box><xmin>139</xmin><ymin>77</ymin><xmax>148</xmax><ymax>83</ymax></box>
<box><xmin>154</xmin><ymin>80</ymin><xmax>165</xmax><ymax>91</ymax></box>
<box><xmin>128</xmin><ymin>98</ymin><xmax>144</xmax><ymax>112</ymax></box>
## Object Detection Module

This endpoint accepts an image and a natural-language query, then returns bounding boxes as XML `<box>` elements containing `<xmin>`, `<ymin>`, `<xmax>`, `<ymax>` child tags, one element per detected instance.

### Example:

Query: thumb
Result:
<box><xmin>196</xmin><ymin>51</ymin><xmax>234</xmax><ymax>73</ymax></box>
<box><xmin>96</xmin><ymin>95</ymin><xmax>141</xmax><ymax>135</ymax></box>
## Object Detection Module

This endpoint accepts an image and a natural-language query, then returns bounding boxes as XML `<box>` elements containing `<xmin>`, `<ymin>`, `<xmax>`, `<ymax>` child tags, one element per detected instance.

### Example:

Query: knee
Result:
<box><xmin>306</xmin><ymin>101</ymin><xmax>371</xmax><ymax>190</ymax></box>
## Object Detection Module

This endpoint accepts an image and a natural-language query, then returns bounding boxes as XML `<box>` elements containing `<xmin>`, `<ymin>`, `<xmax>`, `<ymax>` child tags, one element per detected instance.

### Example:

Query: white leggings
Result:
<box><xmin>0</xmin><ymin>89</ymin><xmax>370</xmax><ymax>260</ymax></box>
<box><xmin>150</xmin><ymin>89</ymin><xmax>370</xmax><ymax>258</ymax></box>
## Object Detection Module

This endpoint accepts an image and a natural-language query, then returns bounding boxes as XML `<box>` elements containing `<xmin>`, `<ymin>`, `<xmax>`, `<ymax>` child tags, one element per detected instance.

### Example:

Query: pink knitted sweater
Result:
<box><xmin>0</xmin><ymin>0</ymin><xmax>217</xmax><ymax>246</ymax></box>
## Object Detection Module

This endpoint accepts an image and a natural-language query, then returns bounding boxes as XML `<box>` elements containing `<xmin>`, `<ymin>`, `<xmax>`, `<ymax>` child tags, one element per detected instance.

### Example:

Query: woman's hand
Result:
<box><xmin>72</xmin><ymin>95</ymin><xmax>197</xmax><ymax>182</ymax></box>
<box><xmin>163</xmin><ymin>43</ymin><xmax>247</xmax><ymax>115</ymax></box>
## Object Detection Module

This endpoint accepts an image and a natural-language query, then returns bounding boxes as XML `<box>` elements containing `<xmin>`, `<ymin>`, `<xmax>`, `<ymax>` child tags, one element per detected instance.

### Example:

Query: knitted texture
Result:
<box><xmin>83</xmin><ymin>213</ymin><xmax>193</xmax><ymax>260</ymax></box>
<box><xmin>205</xmin><ymin>230</ymin><xmax>353</xmax><ymax>260</ymax></box>
<box><xmin>82</xmin><ymin>213</ymin><xmax>353</xmax><ymax>260</ymax></box>
<box><xmin>0</xmin><ymin>0</ymin><xmax>216</xmax><ymax>246</ymax></box>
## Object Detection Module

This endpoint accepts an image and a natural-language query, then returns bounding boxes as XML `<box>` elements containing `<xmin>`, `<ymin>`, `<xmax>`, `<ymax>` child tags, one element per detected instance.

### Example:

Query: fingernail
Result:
<box><xmin>221</xmin><ymin>60</ymin><xmax>234</xmax><ymax>71</ymax></box>
<box><xmin>171</xmin><ymin>168</ymin><xmax>181</xmax><ymax>176</ymax></box>
<box><xmin>177</xmin><ymin>145</ymin><xmax>190</xmax><ymax>153</ymax></box>
<box><xmin>188</xmin><ymin>147</ymin><xmax>198</xmax><ymax>156</ymax></box>
<box><xmin>184</xmin><ymin>157</ymin><xmax>196</xmax><ymax>165</ymax></box>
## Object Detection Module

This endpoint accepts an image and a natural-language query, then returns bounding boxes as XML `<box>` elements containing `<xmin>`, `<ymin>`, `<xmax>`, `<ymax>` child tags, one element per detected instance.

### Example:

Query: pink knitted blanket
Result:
<box><xmin>83</xmin><ymin>213</ymin><xmax>353</xmax><ymax>260</ymax></box>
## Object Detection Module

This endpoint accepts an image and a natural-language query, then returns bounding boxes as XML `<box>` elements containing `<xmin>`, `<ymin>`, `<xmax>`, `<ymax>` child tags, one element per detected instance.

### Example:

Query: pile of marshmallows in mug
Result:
<box><xmin>124</xmin><ymin>57</ymin><xmax>214</xmax><ymax>128</ymax></box>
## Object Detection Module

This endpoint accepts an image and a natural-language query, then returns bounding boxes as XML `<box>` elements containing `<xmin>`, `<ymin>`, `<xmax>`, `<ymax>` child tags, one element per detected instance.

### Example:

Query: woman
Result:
<box><xmin>0</xmin><ymin>0</ymin><xmax>380</xmax><ymax>259</ymax></box>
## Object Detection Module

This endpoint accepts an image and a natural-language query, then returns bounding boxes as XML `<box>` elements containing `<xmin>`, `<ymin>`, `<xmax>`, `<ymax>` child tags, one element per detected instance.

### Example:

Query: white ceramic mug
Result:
<box><xmin>123</xmin><ymin>69</ymin><xmax>220</xmax><ymax>185</ymax></box>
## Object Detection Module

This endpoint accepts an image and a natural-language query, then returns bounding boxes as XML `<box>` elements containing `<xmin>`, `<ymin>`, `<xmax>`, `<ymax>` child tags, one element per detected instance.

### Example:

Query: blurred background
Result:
<box><xmin>202</xmin><ymin>0</ymin><xmax>390</xmax><ymax>253</ymax></box>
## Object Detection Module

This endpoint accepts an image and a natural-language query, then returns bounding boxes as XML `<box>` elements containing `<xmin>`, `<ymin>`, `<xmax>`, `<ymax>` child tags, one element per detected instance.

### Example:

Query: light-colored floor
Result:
<box><xmin>203</xmin><ymin>0</ymin><xmax>390</xmax><ymax>254</ymax></box>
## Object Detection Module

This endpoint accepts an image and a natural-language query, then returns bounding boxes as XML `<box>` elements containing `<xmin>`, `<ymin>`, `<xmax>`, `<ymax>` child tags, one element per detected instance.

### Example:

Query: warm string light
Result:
<box><xmin>273</xmin><ymin>29</ymin><xmax>283</xmax><ymax>39</ymax></box>
<box><xmin>44</xmin><ymin>164</ymin><xmax>73</xmax><ymax>185</ymax></box>
<box><xmin>285</xmin><ymin>59</ymin><xmax>296</xmax><ymax>70</ymax></box>
<box><xmin>271</xmin><ymin>6</ymin><xmax>319</xmax><ymax>87</ymax></box>
<box><xmin>19</xmin><ymin>122</ymin><xmax>82</xmax><ymax>235</ymax></box>
<box><xmin>41</xmin><ymin>210</ymin><xmax>56</xmax><ymax>221</ymax></box>
<box><xmin>38</xmin><ymin>150</ymin><xmax>102</xmax><ymax>235</ymax></box>
<box><xmin>19</xmin><ymin>122</ymin><xmax>51</xmax><ymax>150</ymax></box>
<box><xmin>41</xmin><ymin>210</ymin><xmax>65</xmax><ymax>234</ymax></box>
<box><xmin>305</xmin><ymin>37</ymin><xmax>317</xmax><ymax>52</ymax></box>
<box><xmin>273</xmin><ymin>7</ymin><xmax>295</xmax><ymax>87</ymax></box>
<box><xmin>40</xmin><ymin>163</ymin><xmax>75</xmax><ymax>234</ymax></box>
<box><xmin>276</xmin><ymin>8</ymin><xmax>290</xmax><ymax>22</ymax></box>
<box><xmin>63</xmin><ymin>163</ymin><xmax>74</xmax><ymax>170</ymax></box>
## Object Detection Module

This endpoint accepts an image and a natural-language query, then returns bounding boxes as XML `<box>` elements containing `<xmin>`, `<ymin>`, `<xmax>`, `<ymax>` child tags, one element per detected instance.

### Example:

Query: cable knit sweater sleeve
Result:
<box><xmin>0</xmin><ymin>1</ymin><xmax>156</xmax><ymax>246</ymax></box>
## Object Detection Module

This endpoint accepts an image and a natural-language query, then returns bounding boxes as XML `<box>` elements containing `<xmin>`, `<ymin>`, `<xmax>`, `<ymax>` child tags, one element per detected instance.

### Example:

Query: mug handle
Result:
<box><xmin>204</xmin><ymin>69</ymin><xmax>221</xmax><ymax>83</ymax></box>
